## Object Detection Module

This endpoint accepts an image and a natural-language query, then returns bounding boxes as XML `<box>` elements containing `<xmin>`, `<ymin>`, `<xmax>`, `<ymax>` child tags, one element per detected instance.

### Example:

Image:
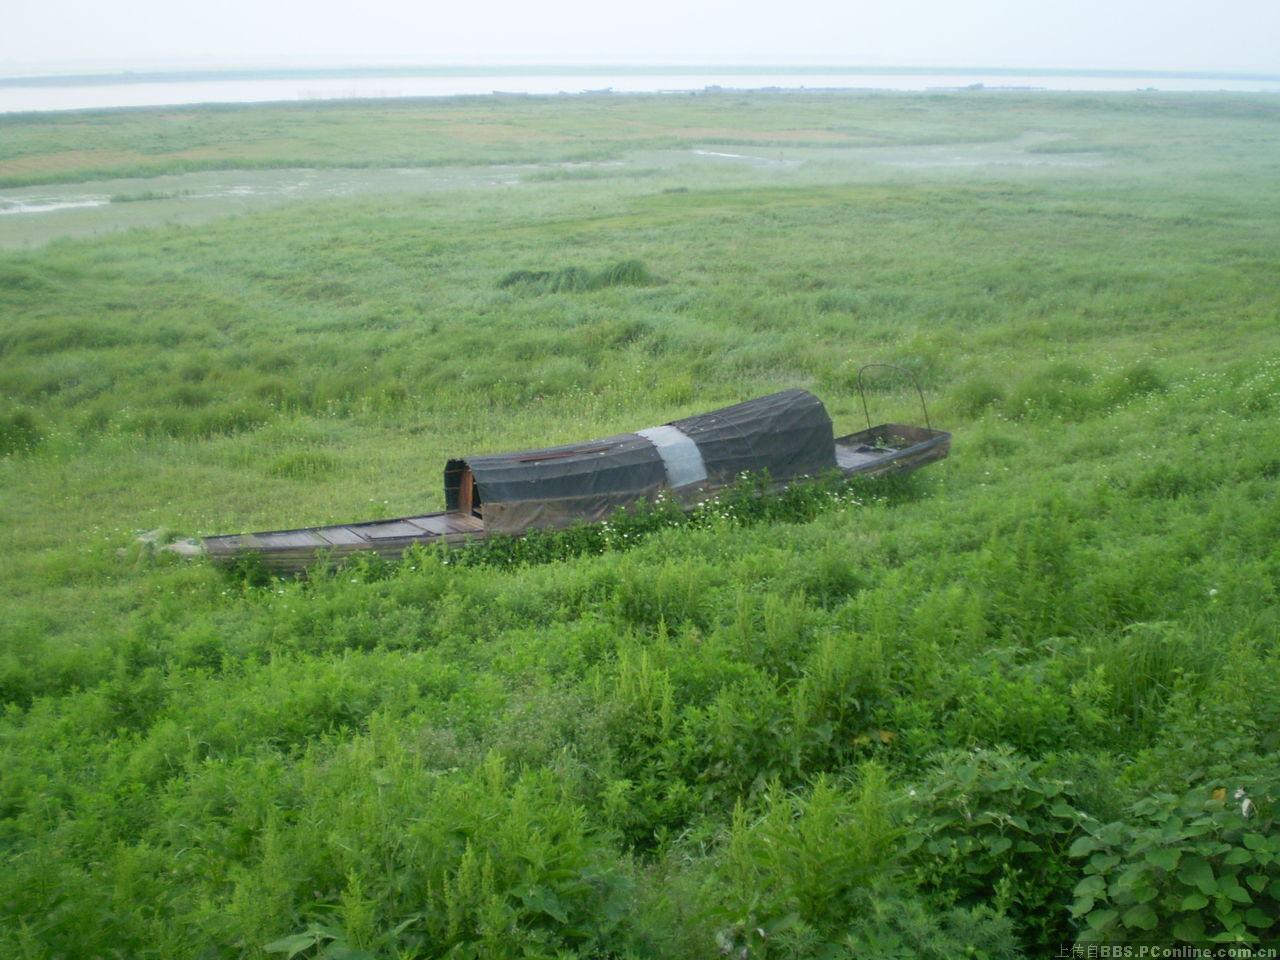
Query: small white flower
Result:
<box><xmin>1235</xmin><ymin>788</ymin><xmax>1256</xmax><ymax>818</ymax></box>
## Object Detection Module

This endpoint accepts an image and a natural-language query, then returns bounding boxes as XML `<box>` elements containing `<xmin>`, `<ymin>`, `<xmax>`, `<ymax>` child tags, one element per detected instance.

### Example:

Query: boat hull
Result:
<box><xmin>200</xmin><ymin>423</ymin><xmax>950</xmax><ymax>576</ymax></box>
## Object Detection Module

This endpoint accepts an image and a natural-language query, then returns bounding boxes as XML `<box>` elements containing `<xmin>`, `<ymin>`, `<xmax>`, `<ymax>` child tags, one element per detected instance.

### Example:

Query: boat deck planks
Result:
<box><xmin>316</xmin><ymin>527</ymin><xmax>368</xmax><ymax>546</ymax></box>
<box><xmin>204</xmin><ymin>512</ymin><xmax>484</xmax><ymax>574</ymax></box>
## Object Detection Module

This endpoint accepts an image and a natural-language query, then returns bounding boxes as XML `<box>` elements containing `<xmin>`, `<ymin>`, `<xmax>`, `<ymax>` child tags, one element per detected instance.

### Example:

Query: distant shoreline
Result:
<box><xmin>4</xmin><ymin>63</ymin><xmax>1279</xmax><ymax>88</ymax></box>
<box><xmin>2</xmin><ymin>66</ymin><xmax>1276</xmax><ymax>115</ymax></box>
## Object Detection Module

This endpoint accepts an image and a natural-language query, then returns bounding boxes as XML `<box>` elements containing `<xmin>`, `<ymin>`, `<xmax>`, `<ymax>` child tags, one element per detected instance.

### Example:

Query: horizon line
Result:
<box><xmin>3</xmin><ymin>62</ymin><xmax>1280</xmax><ymax>88</ymax></box>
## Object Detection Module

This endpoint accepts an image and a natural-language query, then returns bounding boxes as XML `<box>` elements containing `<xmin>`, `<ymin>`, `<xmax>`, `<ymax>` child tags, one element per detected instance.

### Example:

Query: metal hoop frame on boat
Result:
<box><xmin>856</xmin><ymin>363</ymin><xmax>932</xmax><ymax>431</ymax></box>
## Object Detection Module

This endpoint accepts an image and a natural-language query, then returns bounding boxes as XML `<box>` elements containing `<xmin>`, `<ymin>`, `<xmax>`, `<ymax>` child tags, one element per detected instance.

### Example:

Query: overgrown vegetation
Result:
<box><xmin>109</xmin><ymin>189</ymin><xmax>187</xmax><ymax>203</ymax></box>
<box><xmin>1069</xmin><ymin>778</ymin><xmax>1280</xmax><ymax>943</ymax></box>
<box><xmin>1</xmin><ymin>92</ymin><xmax>1279</xmax><ymax>957</ymax></box>
<box><xmin>498</xmin><ymin>258</ymin><xmax>656</xmax><ymax>293</ymax></box>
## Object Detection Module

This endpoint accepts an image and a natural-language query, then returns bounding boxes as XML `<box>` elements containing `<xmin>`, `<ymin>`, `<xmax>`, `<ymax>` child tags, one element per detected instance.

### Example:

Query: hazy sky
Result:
<box><xmin>3</xmin><ymin>0</ymin><xmax>1277</xmax><ymax>75</ymax></box>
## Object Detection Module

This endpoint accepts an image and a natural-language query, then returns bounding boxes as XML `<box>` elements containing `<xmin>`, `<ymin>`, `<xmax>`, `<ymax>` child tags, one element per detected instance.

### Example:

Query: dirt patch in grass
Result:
<box><xmin>0</xmin><ymin>149</ymin><xmax>146</xmax><ymax>177</ymax></box>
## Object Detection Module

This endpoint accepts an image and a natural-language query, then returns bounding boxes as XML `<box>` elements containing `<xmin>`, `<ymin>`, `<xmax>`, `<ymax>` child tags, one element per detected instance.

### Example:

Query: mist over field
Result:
<box><xmin>4</xmin><ymin>0</ymin><xmax>1279</xmax><ymax>73</ymax></box>
<box><xmin>1</xmin><ymin>37</ymin><xmax>1279</xmax><ymax>960</ymax></box>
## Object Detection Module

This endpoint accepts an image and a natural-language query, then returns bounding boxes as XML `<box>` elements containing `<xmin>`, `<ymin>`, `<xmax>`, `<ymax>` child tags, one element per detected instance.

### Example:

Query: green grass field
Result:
<box><xmin>2</xmin><ymin>91</ymin><xmax>1279</xmax><ymax>957</ymax></box>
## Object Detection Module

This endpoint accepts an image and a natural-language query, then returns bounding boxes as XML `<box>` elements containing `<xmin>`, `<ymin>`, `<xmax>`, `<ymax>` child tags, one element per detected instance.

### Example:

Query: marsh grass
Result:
<box><xmin>2</xmin><ymin>92</ymin><xmax>1279</xmax><ymax>958</ymax></box>
<box><xmin>109</xmin><ymin>189</ymin><xmax>187</xmax><ymax>203</ymax></box>
<box><xmin>525</xmin><ymin>165</ymin><xmax>661</xmax><ymax>182</ymax></box>
<box><xmin>0</xmin><ymin>405</ymin><xmax>43</xmax><ymax>455</ymax></box>
<box><xmin>498</xmin><ymin>258</ymin><xmax>656</xmax><ymax>293</ymax></box>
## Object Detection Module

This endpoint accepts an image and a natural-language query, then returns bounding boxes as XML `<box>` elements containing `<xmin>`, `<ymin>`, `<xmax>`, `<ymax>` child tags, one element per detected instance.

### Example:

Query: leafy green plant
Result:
<box><xmin>709</xmin><ymin>768</ymin><xmax>900</xmax><ymax>954</ymax></box>
<box><xmin>1069</xmin><ymin>778</ymin><xmax>1280</xmax><ymax>943</ymax></box>
<box><xmin>706</xmin><ymin>769</ymin><xmax>1022</xmax><ymax>959</ymax></box>
<box><xmin>902</xmin><ymin>747</ymin><xmax>1086</xmax><ymax>947</ymax></box>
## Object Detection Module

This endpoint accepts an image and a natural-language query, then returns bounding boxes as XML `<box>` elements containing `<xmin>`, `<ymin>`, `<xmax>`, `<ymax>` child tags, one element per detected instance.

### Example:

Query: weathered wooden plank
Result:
<box><xmin>203</xmin><ymin>534</ymin><xmax>249</xmax><ymax>555</ymax></box>
<box><xmin>447</xmin><ymin>514</ymin><xmax>484</xmax><ymax>533</ymax></box>
<box><xmin>252</xmin><ymin>531</ymin><xmax>330</xmax><ymax>549</ymax></box>
<box><xmin>404</xmin><ymin>516</ymin><xmax>452</xmax><ymax>535</ymax></box>
<box><xmin>458</xmin><ymin>469</ymin><xmax>475</xmax><ymax>515</ymax></box>
<box><xmin>352</xmin><ymin>520</ymin><xmax>432</xmax><ymax>540</ymax></box>
<box><xmin>316</xmin><ymin>527</ymin><xmax>367</xmax><ymax>546</ymax></box>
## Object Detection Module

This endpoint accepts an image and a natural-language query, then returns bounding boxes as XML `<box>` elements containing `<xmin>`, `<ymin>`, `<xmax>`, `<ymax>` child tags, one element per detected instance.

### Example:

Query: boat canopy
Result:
<box><xmin>445</xmin><ymin>389</ymin><xmax>836</xmax><ymax>535</ymax></box>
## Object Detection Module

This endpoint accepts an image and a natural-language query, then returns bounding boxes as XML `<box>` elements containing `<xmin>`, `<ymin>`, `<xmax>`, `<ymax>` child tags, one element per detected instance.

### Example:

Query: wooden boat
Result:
<box><xmin>196</xmin><ymin>369</ymin><xmax>949</xmax><ymax>576</ymax></box>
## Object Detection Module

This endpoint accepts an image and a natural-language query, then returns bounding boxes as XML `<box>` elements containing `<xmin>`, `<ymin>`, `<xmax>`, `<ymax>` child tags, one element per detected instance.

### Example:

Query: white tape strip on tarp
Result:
<box><xmin>637</xmin><ymin>424</ymin><xmax>708</xmax><ymax>489</ymax></box>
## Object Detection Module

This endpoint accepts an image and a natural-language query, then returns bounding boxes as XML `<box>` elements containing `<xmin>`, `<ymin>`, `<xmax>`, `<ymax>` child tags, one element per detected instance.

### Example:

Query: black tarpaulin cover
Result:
<box><xmin>446</xmin><ymin>389</ymin><xmax>836</xmax><ymax>535</ymax></box>
<box><xmin>445</xmin><ymin>433</ymin><xmax>666</xmax><ymax>535</ymax></box>
<box><xmin>670</xmin><ymin>388</ymin><xmax>835</xmax><ymax>484</ymax></box>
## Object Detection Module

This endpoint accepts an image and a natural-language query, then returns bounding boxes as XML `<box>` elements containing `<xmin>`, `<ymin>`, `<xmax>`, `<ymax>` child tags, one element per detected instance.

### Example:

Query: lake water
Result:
<box><xmin>3</xmin><ymin>69</ymin><xmax>1279</xmax><ymax>113</ymax></box>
